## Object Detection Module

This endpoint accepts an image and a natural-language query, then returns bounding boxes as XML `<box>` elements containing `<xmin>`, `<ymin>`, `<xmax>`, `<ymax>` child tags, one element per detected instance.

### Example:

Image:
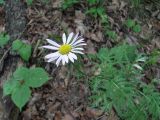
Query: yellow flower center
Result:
<box><xmin>59</xmin><ymin>44</ymin><xmax>72</xmax><ymax>55</ymax></box>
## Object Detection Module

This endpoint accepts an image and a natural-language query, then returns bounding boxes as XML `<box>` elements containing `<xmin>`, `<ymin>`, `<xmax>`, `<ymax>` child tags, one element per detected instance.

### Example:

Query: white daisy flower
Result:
<box><xmin>41</xmin><ymin>32</ymin><xmax>86</xmax><ymax>66</ymax></box>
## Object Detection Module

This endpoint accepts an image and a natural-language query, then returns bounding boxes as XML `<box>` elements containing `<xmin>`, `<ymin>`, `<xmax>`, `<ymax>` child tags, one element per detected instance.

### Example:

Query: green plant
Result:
<box><xmin>0</xmin><ymin>0</ymin><xmax>4</xmax><ymax>4</ymax></box>
<box><xmin>12</xmin><ymin>39</ymin><xmax>32</xmax><ymax>61</ymax></box>
<box><xmin>86</xmin><ymin>1</ymin><xmax>117</xmax><ymax>40</ymax></box>
<box><xmin>89</xmin><ymin>44</ymin><xmax>160</xmax><ymax>120</ymax></box>
<box><xmin>146</xmin><ymin>49</ymin><xmax>160</xmax><ymax>65</ymax></box>
<box><xmin>62</xmin><ymin>0</ymin><xmax>79</xmax><ymax>10</ymax></box>
<box><xmin>26</xmin><ymin>0</ymin><xmax>49</xmax><ymax>6</ymax></box>
<box><xmin>125</xmin><ymin>19</ymin><xmax>136</xmax><ymax>28</ymax></box>
<box><xmin>87</xmin><ymin>0</ymin><xmax>104</xmax><ymax>5</ymax></box>
<box><xmin>133</xmin><ymin>24</ymin><xmax>141</xmax><ymax>33</ymax></box>
<box><xmin>0</xmin><ymin>33</ymin><xmax>10</xmax><ymax>48</ymax></box>
<box><xmin>87</xmin><ymin>0</ymin><xmax>97</xmax><ymax>5</ymax></box>
<box><xmin>125</xmin><ymin>19</ymin><xmax>141</xmax><ymax>33</ymax></box>
<box><xmin>3</xmin><ymin>67</ymin><xmax>49</xmax><ymax>110</ymax></box>
<box><xmin>131</xmin><ymin>0</ymin><xmax>141</xmax><ymax>7</ymax></box>
<box><xmin>26</xmin><ymin>0</ymin><xmax>33</xmax><ymax>5</ymax></box>
<box><xmin>86</xmin><ymin>7</ymin><xmax>105</xmax><ymax>18</ymax></box>
<box><xmin>106</xmin><ymin>30</ymin><xmax>117</xmax><ymax>40</ymax></box>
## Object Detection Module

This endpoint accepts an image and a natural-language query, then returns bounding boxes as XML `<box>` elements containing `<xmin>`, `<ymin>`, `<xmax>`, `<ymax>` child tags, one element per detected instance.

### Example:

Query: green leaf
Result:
<box><xmin>0</xmin><ymin>0</ymin><xmax>4</xmax><ymax>4</ymax></box>
<box><xmin>62</xmin><ymin>0</ymin><xmax>79</xmax><ymax>10</ymax></box>
<box><xmin>3</xmin><ymin>66</ymin><xmax>49</xmax><ymax>111</ymax></box>
<box><xmin>106</xmin><ymin>30</ymin><xmax>117</xmax><ymax>39</ymax></box>
<box><xmin>26</xmin><ymin>68</ymin><xmax>49</xmax><ymax>88</ymax></box>
<box><xmin>12</xmin><ymin>39</ymin><xmax>24</xmax><ymax>51</ymax></box>
<box><xmin>13</xmin><ymin>67</ymin><xmax>30</xmax><ymax>81</ymax></box>
<box><xmin>18</xmin><ymin>44</ymin><xmax>32</xmax><ymax>61</ymax></box>
<box><xmin>86</xmin><ymin>7</ymin><xmax>98</xmax><ymax>17</ymax></box>
<box><xmin>133</xmin><ymin>24</ymin><xmax>141</xmax><ymax>33</ymax></box>
<box><xmin>26</xmin><ymin>0</ymin><xmax>33</xmax><ymax>5</ymax></box>
<box><xmin>97</xmin><ymin>7</ymin><xmax>105</xmax><ymax>17</ymax></box>
<box><xmin>97</xmin><ymin>48</ymin><xmax>109</xmax><ymax>62</ymax></box>
<box><xmin>87</xmin><ymin>0</ymin><xmax>97</xmax><ymax>5</ymax></box>
<box><xmin>11</xmin><ymin>85</ymin><xmax>31</xmax><ymax>110</ymax></box>
<box><xmin>125</xmin><ymin>19</ymin><xmax>135</xmax><ymax>28</ymax></box>
<box><xmin>11</xmin><ymin>40</ymin><xmax>32</xmax><ymax>61</ymax></box>
<box><xmin>3</xmin><ymin>79</ymin><xmax>19</xmax><ymax>96</ymax></box>
<box><xmin>0</xmin><ymin>33</ymin><xmax>10</xmax><ymax>47</ymax></box>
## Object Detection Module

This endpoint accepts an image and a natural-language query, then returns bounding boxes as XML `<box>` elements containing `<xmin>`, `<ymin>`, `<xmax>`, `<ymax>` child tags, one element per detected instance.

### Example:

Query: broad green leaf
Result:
<box><xmin>3</xmin><ymin>79</ymin><xmax>19</xmax><ymax>96</ymax></box>
<box><xmin>13</xmin><ymin>67</ymin><xmax>29</xmax><ymax>81</ymax></box>
<box><xmin>11</xmin><ymin>39</ymin><xmax>32</xmax><ymax>61</ymax></box>
<box><xmin>125</xmin><ymin>19</ymin><xmax>135</xmax><ymax>28</ymax></box>
<box><xmin>0</xmin><ymin>33</ymin><xmax>10</xmax><ymax>47</ymax></box>
<box><xmin>11</xmin><ymin>85</ymin><xmax>31</xmax><ymax>110</ymax></box>
<box><xmin>12</xmin><ymin>39</ymin><xmax>23</xmax><ymax>51</ymax></box>
<box><xmin>18</xmin><ymin>44</ymin><xmax>32</xmax><ymax>61</ymax></box>
<box><xmin>133</xmin><ymin>24</ymin><xmax>141</xmax><ymax>33</ymax></box>
<box><xmin>26</xmin><ymin>68</ymin><xmax>49</xmax><ymax>88</ymax></box>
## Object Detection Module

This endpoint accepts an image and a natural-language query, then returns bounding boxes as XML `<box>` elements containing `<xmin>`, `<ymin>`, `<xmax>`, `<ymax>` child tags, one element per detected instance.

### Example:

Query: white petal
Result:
<box><xmin>62</xmin><ymin>33</ymin><xmax>67</xmax><ymax>44</ymax></box>
<box><xmin>67</xmin><ymin>32</ymin><xmax>74</xmax><ymax>44</ymax></box>
<box><xmin>61</xmin><ymin>56</ymin><xmax>66</xmax><ymax>65</ymax></box>
<box><xmin>72</xmin><ymin>39</ymin><xmax>84</xmax><ymax>46</ymax></box>
<box><xmin>70</xmin><ymin>33</ymin><xmax>79</xmax><ymax>45</ymax></box>
<box><xmin>64</xmin><ymin>55</ymin><xmax>69</xmax><ymax>63</ymax></box>
<box><xmin>72</xmin><ymin>48</ymin><xmax>84</xmax><ymax>51</ymax></box>
<box><xmin>73</xmin><ymin>43</ymin><xmax>87</xmax><ymax>47</ymax></box>
<box><xmin>56</xmin><ymin>56</ymin><xmax>62</xmax><ymax>66</ymax></box>
<box><xmin>69</xmin><ymin>52</ymin><xmax>77</xmax><ymax>60</ymax></box>
<box><xmin>71</xmin><ymin>35</ymin><xmax>83</xmax><ymax>45</ymax></box>
<box><xmin>45</xmin><ymin>52</ymin><xmax>60</xmax><ymax>59</ymax></box>
<box><xmin>68</xmin><ymin>53</ymin><xmax>75</xmax><ymax>63</ymax></box>
<box><xmin>41</xmin><ymin>45</ymin><xmax>59</xmax><ymax>50</ymax></box>
<box><xmin>46</xmin><ymin>39</ymin><xmax>60</xmax><ymax>47</ymax></box>
<box><xmin>47</xmin><ymin>56</ymin><xmax>59</xmax><ymax>62</ymax></box>
<box><xmin>72</xmin><ymin>50</ymin><xmax>84</xmax><ymax>54</ymax></box>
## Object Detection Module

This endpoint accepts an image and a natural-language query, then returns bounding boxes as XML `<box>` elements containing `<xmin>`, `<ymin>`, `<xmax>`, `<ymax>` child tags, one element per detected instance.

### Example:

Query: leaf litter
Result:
<box><xmin>0</xmin><ymin>0</ymin><xmax>160</xmax><ymax>119</ymax></box>
<box><xmin>21</xmin><ymin>0</ymin><xmax>160</xmax><ymax>119</ymax></box>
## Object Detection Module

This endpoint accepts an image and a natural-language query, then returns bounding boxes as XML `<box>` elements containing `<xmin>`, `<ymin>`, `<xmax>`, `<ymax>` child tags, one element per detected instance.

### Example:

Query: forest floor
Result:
<box><xmin>0</xmin><ymin>0</ymin><xmax>160</xmax><ymax>120</ymax></box>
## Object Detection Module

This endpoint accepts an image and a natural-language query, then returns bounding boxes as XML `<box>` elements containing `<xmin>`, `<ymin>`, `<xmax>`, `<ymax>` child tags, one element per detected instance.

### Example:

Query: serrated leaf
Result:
<box><xmin>25</xmin><ymin>68</ymin><xmax>49</xmax><ymax>88</ymax></box>
<box><xmin>18</xmin><ymin>44</ymin><xmax>32</xmax><ymax>61</ymax></box>
<box><xmin>11</xmin><ymin>85</ymin><xmax>31</xmax><ymax>110</ymax></box>
<box><xmin>0</xmin><ymin>33</ymin><xmax>10</xmax><ymax>47</ymax></box>
<box><xmin>3</xmin><ymin>79</ymin><xmax>19</xmax><ymax>96</ymax></box>
<box><xmin>12</xmin><ymin>39</ymin><xmax>24</xmax><ymax>51</ymax></box>
<box><xmin>133</xmin><ymin>24</ymin><xmax>141</xmax><ymax>33</ymax></box>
